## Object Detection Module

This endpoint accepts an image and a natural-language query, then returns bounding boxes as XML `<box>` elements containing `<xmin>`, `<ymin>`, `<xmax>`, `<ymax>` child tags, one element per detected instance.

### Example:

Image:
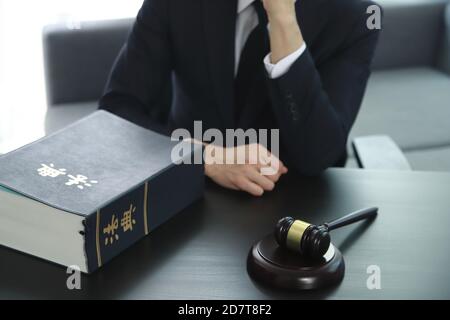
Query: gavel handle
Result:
<box><xmin>325</xmin><ymin>207</ymin><xmax>378</xmax><ymax>231</ymax></box>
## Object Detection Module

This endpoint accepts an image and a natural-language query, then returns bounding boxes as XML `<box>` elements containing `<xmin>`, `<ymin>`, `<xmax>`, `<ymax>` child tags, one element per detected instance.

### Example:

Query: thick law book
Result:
<box><xmin>0</xmin><ymin>111</ymin><xmax>204</xmax><ymax>273</ymax></box>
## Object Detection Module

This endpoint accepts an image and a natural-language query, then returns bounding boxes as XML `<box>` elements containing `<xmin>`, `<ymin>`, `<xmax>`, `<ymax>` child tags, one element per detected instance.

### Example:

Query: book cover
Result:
<box><xmin>0</xmin><ymin>110</ymin><xmax>204</xmax><ymax>273</ymax></box>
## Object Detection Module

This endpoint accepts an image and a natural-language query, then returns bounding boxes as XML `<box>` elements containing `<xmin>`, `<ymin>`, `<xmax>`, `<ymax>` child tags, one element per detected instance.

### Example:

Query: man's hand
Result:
<box><xmin>261</xmin><ymin>0</ymin><xmax>304</xmax><ymax>64</ymax></box>
<box><xmin>204</xmin><ymin>144</ymin><xmax>288</xmax><ymax>196</ymax></box>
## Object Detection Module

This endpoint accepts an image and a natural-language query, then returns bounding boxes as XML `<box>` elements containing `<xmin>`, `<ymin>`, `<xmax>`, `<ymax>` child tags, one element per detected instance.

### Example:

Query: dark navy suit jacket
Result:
<box><xmin>99</xmin><ymin>0</ymin><xmax>380</xmax><ymax>175</ymax></box>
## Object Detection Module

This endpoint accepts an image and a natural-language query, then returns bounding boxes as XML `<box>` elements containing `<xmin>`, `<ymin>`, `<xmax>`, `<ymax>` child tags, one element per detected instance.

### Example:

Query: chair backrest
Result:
<box><xmin>371</xmin><ymin>0</ymin><xmax>449</xmax><ymax>71</ymax></box>
<box><xmin>43</xmin><ymin>18</ymin><xmax>133</xmax><ymax>106</ymax></box>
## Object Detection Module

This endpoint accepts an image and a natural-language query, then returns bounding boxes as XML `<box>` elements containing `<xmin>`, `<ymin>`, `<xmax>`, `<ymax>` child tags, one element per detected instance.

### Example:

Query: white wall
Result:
<box><xmin>0</xmin><ymin>0</ymin><xmax>144</xmax><ymax>153</ymax></box>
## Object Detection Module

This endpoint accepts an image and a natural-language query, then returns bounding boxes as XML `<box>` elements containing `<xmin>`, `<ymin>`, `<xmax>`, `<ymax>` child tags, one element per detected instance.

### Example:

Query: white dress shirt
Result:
<box><xmin>235</xmin><ymin>0</ymin><xmax>306</xmax><ymax>79</ymax></box>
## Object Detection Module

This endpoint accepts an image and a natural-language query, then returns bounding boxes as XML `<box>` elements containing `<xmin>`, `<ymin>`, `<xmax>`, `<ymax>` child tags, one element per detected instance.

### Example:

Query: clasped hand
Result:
<box><xmin>204</xmin><ymin>144</ymin><xmax>288</xmax><ymax>196</ymax></box>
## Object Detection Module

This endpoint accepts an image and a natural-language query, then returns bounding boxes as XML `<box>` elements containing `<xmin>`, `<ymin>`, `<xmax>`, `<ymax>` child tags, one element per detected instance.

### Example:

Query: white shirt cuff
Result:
<box><xmin>264</xmin><ymin>42</ymin><xmax>307</xmax><ymax>79</ymax></box>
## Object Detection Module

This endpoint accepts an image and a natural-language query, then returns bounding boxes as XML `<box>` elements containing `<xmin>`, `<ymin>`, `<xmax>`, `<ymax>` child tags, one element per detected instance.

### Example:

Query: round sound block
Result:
<box><xmin>247</xmin><ymin>234</ymin><xmax>345</xmax><ymax>291</ymax></box>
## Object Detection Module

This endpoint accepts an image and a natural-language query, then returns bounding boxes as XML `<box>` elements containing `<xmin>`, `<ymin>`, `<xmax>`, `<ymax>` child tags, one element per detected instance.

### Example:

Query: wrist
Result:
<box><xmin>267</xmin><ymin>12</ymin><xmax>298</xmax><ymax>29</ymax></box>
<box><xmin>268</xmin><ymin>19</ymin><xmax>303</xmax><ymax>64</ymax></box>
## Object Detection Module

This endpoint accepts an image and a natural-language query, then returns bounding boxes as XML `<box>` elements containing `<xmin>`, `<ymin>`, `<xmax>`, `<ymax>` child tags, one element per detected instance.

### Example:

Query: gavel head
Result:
<box><xmin>274</xmin><ymin>217</ymin><xmax>331</xmax><ymax>259</ymax></box>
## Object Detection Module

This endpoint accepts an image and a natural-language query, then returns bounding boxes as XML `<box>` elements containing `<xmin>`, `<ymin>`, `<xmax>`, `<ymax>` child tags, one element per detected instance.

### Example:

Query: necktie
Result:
<box><xmin>234</xmin><ymin>1</ymin><xmax>269</xmax><ymax>124</ymax></box>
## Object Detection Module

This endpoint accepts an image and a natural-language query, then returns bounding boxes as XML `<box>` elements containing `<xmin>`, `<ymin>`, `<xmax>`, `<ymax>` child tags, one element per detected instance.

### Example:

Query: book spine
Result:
<box><xmin>83</xmin><ymin>163</ymin><xmax>204</xmax><ymax>273</ymax></box>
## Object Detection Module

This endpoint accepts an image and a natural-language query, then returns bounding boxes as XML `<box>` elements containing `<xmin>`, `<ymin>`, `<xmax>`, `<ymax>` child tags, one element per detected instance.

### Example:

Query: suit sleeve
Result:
<box><xmin>267</xmin><ymin>13</ymin><xmax>380</xmax><ymax>175</ymax></box>
<box><xmin>99</xmin><ymin>0</ymin><xmax>172</xmax><ymax>135</ymax></box>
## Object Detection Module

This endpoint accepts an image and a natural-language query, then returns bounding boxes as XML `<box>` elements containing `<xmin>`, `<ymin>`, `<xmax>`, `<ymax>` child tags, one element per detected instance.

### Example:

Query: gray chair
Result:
<box><xmin>42</xmin><ymin>0</ymin><xmax>450</xmax><ymax>171</ymax></box>
<box><xmin>42</xmin><ymin>18</ymin><xmax>133</xmax><ymax>132</ymax></box>
<box><xmin>348</xmin><ymin>0</ymin><xmax>450</xmax><ymax>171</ymax></box>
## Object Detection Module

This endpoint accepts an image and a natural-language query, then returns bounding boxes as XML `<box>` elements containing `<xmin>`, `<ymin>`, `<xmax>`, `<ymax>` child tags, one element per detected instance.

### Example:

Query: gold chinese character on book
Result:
<box><xmin>103</xmin><ymin>214</ymin><xmax>119</xmax><ymax>246</ymax></box>
<box><xmin>102</xmin><ymin>203</ymin><xmax>137</xmax><ymax>246</ymax></box>
<box><xmin>121</xmin><ymin>204</ymin><xmax>137</xmax><ymax>232</ymax></box>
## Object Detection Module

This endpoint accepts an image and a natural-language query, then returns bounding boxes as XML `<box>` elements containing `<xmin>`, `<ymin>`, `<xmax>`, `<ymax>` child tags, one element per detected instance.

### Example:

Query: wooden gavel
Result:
<box><xmin>274</xmin><ymin>207</ymin><xmax>378</xmax><ymax>259</ymax></box>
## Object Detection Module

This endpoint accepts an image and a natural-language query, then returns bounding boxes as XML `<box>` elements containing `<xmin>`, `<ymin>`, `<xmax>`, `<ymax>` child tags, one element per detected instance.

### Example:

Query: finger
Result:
<box><xmin>280</xmin><ymin>163</ymin><xmax>288</xmax><ymax>174</ymax></box>
<box><xmin>247</xmin><ymin>169</ymin><xmax>276</xmax><ymax>191</ymax></box>
<box><xmin>255</xmin><ymin>145</ymin><xmax>288</xmax><ymax>176</ymax></box>
<box><xmin>221</xmin><ymin>180</ymin><xmax>240</xmax><ymax>191</ymax></box>
<box><xmin>265</xmin><ymin>162</ymin><xmax>288</xmax><ymax>179</ymax></box>
<box><xmin>234</xmin><ymin>176</ymin><xmax>265</xmax><ymax>196</ymax></box>
<box><xmin>259</xmin><ymin>159</ymin><xmax>286</xmax><ymax>177</ymax></box>
<box><xmin>263</xmin><ymin>170</ymin><xmax>282</xmax><ymax>183</ymax></box>
<box><xmin>260</xmin><ymin>154</ymin><xmax>284</xmax><ymax>174</ymax></box>
<box><xmin>278</xmin><ymin>159</ymin><xmax>288</xmax><ymax>174</ymax></box>
<box><xmin>208</xmin><ymin>172</ymin><xmax>240</xmax><ymax>191</ymax></box>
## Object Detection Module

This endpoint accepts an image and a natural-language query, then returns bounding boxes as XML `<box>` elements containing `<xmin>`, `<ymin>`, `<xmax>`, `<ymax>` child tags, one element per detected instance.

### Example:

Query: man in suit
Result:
<box><xmin>99</xmin><ymin>0</ymin><xmax>380</xmax><ymax>196</ymax></box>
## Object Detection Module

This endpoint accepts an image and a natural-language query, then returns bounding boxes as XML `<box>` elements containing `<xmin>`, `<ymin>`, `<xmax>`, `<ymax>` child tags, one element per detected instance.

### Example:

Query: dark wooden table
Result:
<box><xmin>1</xmin><ymin>168</ymin><xmax>450</xmax><ymax>299</ymax></box>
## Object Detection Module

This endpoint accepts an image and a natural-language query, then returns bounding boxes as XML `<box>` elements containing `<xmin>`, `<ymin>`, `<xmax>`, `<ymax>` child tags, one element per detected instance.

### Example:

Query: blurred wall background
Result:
<box><xmin>0</xmin><ymin>0</ymin><xmax>143</xmax><ymax>153</ymax></box>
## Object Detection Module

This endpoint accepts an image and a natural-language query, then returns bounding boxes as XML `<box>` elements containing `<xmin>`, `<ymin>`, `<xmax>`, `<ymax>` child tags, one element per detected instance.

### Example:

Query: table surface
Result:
<box><xmin>1</xmin><ymin>168</ymin><xmax>450</xmax><ymax>299</ymax></box>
